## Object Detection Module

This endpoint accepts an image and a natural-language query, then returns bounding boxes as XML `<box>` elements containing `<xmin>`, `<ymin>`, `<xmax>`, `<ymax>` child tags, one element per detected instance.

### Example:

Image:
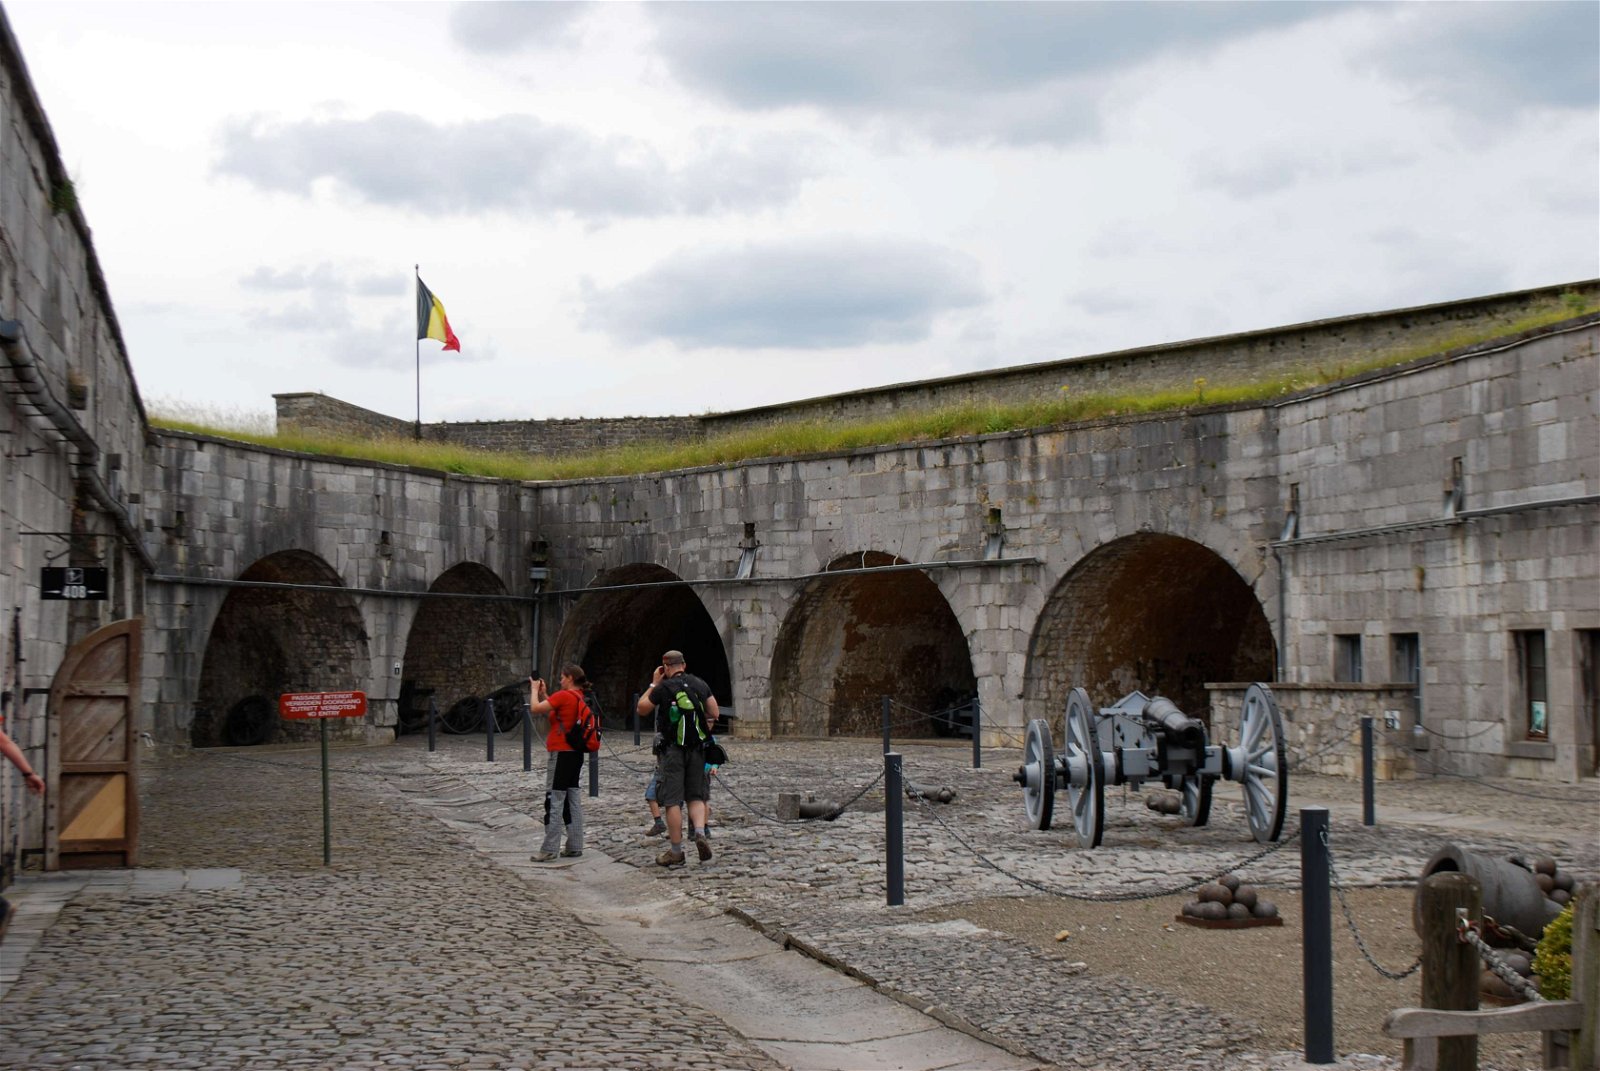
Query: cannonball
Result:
<box><xmin>1481</xmin><ymin>971</ymin><xmax>1518</xmax><ymax>1000</ymax></box>
<box><xmin>1252</xmin><ymin>900</ymin><xmax>1279</xmax><ymax>919</ymax></box>
<box><xmin>1199</xmin><ymin>901</ymin><xmax>1229</xmax><ymax>921</ymax></box>
<box><xmin>1198</xmin><ymin>883</ymin><xmax>1232</xmax><ymax>905</ymax></box>
<box><xmin>1553</xmin><ymin>871</ymin><xmax>1575</xmax><ymax>892</ymax></box>
<box><xmin>1550</xmin><ymin>888</ymin><xmax>1571</xmax><ymax>906</ymax></box>
<box><xmin>1227</xmin><ymin>902</ymin><xmax>1252</xmax><ymax>921</ymax></box>
<box><xmin>1532</xmin><ymin>856</ymin><xmax>1557</xmax><ymax>876</ymax></box>
<box><xmin>1535</xmin><ymin>872</ymin><xmax>1555</xmax><ymax>893</ymax></box>
<box><xmin>1146</xmin><ymin>795</ymin><xmax>1165</xmax><ymax>812</ymax></box>
<box><xmin>1182</xmin><ymin>901</ymin><xmax>1198</xmax><ymax>917</ymax></box>
<box><xmin>1219</xmin><ymin>874</ymin><xmax>1242</xmax><ymax>892</ymax></box>
<box><xmin>1233</xmin><ymin>886</ymin><xmax>1259</xmax><ymax>910</ymax></box>
<box><xmin>1503</xmin><ymin>951</ymin><xmax>1532</xmax><ymax>976</ymax></box>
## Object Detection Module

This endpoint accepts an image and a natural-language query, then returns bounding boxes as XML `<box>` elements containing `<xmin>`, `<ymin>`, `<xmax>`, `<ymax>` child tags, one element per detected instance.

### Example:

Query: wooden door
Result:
<box><xmin>46</xmin><ymin>618</ymin><xmax>141</xmax><ymax>869</ymax></box>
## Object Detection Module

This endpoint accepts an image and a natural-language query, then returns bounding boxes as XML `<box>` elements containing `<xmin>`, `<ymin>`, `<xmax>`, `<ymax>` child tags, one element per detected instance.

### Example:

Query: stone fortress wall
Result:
<box><xmin>0</xmin><ymin>9</ymin><xmax>154</xmax><ymax>883</ymax></box>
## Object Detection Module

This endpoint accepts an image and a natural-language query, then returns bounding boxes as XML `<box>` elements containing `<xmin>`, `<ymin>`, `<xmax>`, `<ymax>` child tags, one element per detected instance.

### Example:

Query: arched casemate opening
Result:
<box><xmin>397</xmin><ymin>562</ymin><xmax>525</xmax><ymax>735</ymax></box>
<box><xmin>552</xmin><ymin>564</ymin><xmax>731</xmax><ymax>727</ymax></box>
<box><xmin>193</xmin><ymin>551</ymin><xmax>370</xmax><ymax>747</ymax></box>
<box><xmin>769</xmin><ymin>551</ymin><xmax>977</xmax><ymax>738</ymax></box>
<box><xmin>1027</xmin><ymin>533</ymin><xmax>1274</xmax><ymax>723</ymax></box>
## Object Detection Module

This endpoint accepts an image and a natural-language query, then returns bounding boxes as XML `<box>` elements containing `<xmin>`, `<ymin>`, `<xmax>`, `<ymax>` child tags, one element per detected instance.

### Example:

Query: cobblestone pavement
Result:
<box><xmin>0</xmin><ymin>745</ymin><xmax>790</xmax><ymax>1071</ymax></box>
<box><xmin>416</xmin><ymin>728</ymin><xmax>1597</xmax><ymax>1071</ymax></box>
<box><xmin>2</xmin><ymin>729</ymin><xmax>1595</xmax><ymax>1071</ymax></box>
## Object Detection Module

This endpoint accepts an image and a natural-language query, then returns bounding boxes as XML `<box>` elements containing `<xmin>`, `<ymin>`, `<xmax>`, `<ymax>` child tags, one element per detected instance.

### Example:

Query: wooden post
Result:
<box><xmin>1570</xmin><ymin>883</ymin><xmax>1599</xmax><ymax>1071</ymax></box>
<box><xmin>1417</xmin><ymin>871</ymin><xmax>1481</xmax><ymax>1071</ymax></box>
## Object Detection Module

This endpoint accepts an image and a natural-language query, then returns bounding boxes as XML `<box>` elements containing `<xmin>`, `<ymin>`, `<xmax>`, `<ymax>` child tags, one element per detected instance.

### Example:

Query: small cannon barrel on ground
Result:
<box><xmin>1012</xmin><ymin>682</ymin><xmax>1288</xmax><ymax>849</ymax></box>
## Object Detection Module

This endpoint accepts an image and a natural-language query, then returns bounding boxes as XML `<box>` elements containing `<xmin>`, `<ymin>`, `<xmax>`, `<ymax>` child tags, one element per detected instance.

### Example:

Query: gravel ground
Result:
<box><xmin>921</xmin><ymin>887</ymin><xmax>1547</xmax><ymax>1071</ymax></box>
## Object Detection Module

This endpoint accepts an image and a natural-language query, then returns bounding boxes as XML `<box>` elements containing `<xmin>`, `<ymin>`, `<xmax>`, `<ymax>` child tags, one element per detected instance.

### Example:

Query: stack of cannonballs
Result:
<box><xmin>1179</xmin><ymin>873</ymin><xmax>1280</xmax><ymax>924</ymax></box>
<box><xmin>1480</xmin><ymin>948</ymin><xmax>1537</xmax><ymax>1001</ymax></box>
<box><xmin>1517</xmin><ymin>854</ymin><xmax>1578</xmax><ymax>907</ymax></box>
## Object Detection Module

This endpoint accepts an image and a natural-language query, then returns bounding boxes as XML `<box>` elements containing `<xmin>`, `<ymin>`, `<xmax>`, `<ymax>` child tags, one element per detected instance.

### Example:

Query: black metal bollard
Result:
<box><xmin>885</xmin><ymin>751</ymin><xmax>904</xmax><ymax>906</ymax></box>
<box><xmin>523</xmin><ymin>703</ymin><xmax>534</xmax><ymax>772</ymax></box>
<box><xmin>1361</xmin><ymin>716</ymin><xmax>1375</xmax><ymax>827</ymax></box>
<box><xmin>588</xmin><ymin>747</ymin><xmax>599</xmax><ymax>798</ymax></box>
<box><xmin>971</xmin><ymin>698</ymin><xmax>982</xmax><ymax>769</ymax></box>
<box><xmin>428</xmin><ymin>697</ymin><xmax>438</xmax><ymax>753</ymax></box>
<box><xmin>484</xmin><ymin>697</ymin><xmax>495</xmax><ymax>762</ymax></box>
<box><xmin>1301</xmin><ymin>806</ymin><xmax>1334</xmax><ymax>1064</ymax></box>
<box><xmin>881</xmin><ymin>695</ymin><xmax>892</xmax><ymax>754</ymax></box>
<box><xmin>633</xmin><ymin>692</ymin><xmax>641</xmax><ymax>747</ymax></box>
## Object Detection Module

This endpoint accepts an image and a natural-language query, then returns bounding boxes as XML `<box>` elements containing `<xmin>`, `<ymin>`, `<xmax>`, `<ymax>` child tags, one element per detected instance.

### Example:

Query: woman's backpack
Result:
<box><xmin>563</xmin><ymin>695</ymin><xmax>601</xmax><ymax>753</ymax></box>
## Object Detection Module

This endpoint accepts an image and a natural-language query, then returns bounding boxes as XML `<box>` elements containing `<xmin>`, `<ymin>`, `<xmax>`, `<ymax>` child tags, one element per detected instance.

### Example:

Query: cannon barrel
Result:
<box><xmin>1145</xmin><ymin>697</ymin><xmax>1207</xmax><ymax>752</ymax></box>
<box><xmin>1413</xmin><ymin>845</ymin><xmax>1563</xmax><ymax>939</ymax></box>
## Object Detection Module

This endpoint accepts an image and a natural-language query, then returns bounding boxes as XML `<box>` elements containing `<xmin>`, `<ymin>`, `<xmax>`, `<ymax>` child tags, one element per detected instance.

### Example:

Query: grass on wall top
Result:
<box><xmin>149</xmin><ymin>298</ymin><xmax>1597</xmax><ymax>482</ymax></box>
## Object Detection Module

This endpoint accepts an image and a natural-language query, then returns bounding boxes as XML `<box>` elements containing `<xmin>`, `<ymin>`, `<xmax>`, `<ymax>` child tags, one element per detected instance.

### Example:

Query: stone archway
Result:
<box><xmin>398</xmin><ymin>562</ymin><xmax>525</xmax><ymax>734</ymax></box>
<box><xmin>1027</xmin><ymin>533</ymin><xmax>1274</xmax><ymax>723</ymax></box>
<box><xmin>769</xmin><ymin>551</ymin><xmax>977</xmax><ymax>738</ymax></box>
<box><xmin>193</xmin><ymin>551</ymin><xmax>370</xmax><ymax>747</ymax></box>
<box><xmin>552</xmin><ymin>564</ymin><xmax>731</xmax><ymax>727</ymax></box>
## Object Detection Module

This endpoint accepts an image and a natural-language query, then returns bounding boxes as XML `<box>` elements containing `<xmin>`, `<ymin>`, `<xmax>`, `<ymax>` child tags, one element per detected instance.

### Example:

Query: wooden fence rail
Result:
<box><xmin>1384</xmin><ymin>880</ymin><xmax>1596</xmax><ymax>1071</ymax></box>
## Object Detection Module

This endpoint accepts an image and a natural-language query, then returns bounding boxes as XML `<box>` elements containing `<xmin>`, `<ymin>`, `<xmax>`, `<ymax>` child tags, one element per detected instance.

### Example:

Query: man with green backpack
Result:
<box><xmin>636</xmin><ymin>650</ymin><xmax>720</xmax><ymax>867</ymax></box>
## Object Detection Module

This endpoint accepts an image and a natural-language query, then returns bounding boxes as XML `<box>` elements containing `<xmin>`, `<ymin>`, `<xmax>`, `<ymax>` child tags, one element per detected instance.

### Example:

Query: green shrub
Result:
<box><xmin>1534</xmin><ymin>901</ymin><xmax>1574</xmax><ymax>1000</ymax></box>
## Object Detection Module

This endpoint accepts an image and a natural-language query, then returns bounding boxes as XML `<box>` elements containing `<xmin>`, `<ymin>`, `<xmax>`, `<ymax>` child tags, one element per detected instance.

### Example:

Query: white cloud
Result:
<box><xmin>0</xmin><ymin>0</ymin><xmax>1592</xmax><ymax>426</ymax></box>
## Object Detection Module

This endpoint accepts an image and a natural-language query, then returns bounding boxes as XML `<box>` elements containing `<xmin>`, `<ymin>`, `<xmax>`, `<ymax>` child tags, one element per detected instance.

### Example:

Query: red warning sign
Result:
<box><xmin>279</xmin><ymin>691</ymin><xmax>368</xmax><ymax>720</ymax></box>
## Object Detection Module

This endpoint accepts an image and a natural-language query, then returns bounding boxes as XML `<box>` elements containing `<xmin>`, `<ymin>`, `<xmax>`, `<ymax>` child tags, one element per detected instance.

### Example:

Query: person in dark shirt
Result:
<box><xmin>635</xmin><ymin>650</ymin><xmax>719</xmax><ymax>867</ymax></box>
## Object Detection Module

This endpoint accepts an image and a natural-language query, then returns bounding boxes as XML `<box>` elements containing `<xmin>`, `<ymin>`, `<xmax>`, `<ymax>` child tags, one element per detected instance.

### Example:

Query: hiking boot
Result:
<box><xmin>694</xmin><ymin>832</ymin><xmax>713</xmax><ymax>862</ymax></box>
<box><xmin>645</xmin><ymin>818</ymin><xmax>666</xmax><ymax>837</ymax></box>
<box><xmin>656</xmin><ymin>848</ymin><xmax>685</xmax><ymax>868</ymax></box>
<box><xmin>560</xmin><ymin>848</ymin><xmax>583</xmax><ymax>858</ymax></box>
<box><xmin>530</xmin><ymin>851</ymin><xmax>558</xmax><ymax>862</ymax></box>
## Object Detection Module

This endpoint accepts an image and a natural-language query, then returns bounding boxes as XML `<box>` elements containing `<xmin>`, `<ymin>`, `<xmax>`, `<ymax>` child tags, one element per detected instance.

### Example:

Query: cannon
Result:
<box><xmin>1012</xmin><ymin>682</ymin><xmax>1288</xmax><ymax>848</ymax></box>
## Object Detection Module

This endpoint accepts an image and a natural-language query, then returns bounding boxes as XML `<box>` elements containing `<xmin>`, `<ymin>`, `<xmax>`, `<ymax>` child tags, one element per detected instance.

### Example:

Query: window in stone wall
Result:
<box><xmin>1334</xmin><ymin>634</ymin><xmax>1363</xmax><ymax>683</ymax></box>
<box><xmin>1391</xmin><ymin>632</ymin><xmax>1421</xmax><ymax>724</ymax></box>
<box><xmin>1514</xmin><ymin>629</ymin><xmax>1548</xmax><ymax>740</ymax></box>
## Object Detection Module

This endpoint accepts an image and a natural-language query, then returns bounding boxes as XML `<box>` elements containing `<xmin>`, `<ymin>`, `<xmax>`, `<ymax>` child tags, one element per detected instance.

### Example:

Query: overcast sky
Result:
<box><xmin>6</xmin><ymin>1</ymin><xmax>1597</xmax><ymax>425</ymax></box>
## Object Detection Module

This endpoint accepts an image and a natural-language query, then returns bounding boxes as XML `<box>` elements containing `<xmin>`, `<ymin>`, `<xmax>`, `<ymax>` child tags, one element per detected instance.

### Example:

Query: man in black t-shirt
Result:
<box><xmin>636</xmin><ymin>650</ymin><xmax>720</xmax><ymax>867</ymax></box>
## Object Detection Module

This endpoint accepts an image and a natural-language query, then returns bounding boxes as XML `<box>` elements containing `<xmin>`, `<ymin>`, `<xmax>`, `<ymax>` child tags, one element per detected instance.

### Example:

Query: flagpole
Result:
<box><xmin>414</xmin><ymin>264</ymin><xmax>421</xmax><ymax>441</ymax></box>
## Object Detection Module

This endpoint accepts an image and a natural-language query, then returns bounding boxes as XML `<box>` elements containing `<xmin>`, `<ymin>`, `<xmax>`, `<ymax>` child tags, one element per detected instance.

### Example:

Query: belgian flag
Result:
<box><xmin>416</xmin><ymin>277</ymin><xmax>461</xmax><ymax>352</ymax></box>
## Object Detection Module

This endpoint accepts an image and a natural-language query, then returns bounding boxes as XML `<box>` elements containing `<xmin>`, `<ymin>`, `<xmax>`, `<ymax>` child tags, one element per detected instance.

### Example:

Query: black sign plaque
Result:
<box><xmin>40</xmin><ymin>566</ymin><xmax>109</xmax><ymax>601</ymax></box>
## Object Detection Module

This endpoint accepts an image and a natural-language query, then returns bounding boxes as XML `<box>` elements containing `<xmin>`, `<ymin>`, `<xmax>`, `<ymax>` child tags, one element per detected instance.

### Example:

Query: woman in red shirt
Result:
<box><xmin>529</xmin><ymin>664</ymin><xmax>591</xmax><ymax>861</ymax></box>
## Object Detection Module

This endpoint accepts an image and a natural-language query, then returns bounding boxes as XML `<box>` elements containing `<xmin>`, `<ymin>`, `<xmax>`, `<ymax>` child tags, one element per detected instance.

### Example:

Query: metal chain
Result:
<box><xmin>1407</xmin><ymin>751</ymin><xmax>1600</xmax><ymax>803</ymax></box>
<box><xmin>1320</xmin><ymin>827</ymin><xmax>1422</xmax><ymax>980</ymax></box>
<box><xmin>1460</xmin><ymin>920</ymin><xmax>1543</xmax><ymax>1002</ymax></box>
<box><xmin>908</xmin><ymin>789</ymin><xmax>1301</xmax><ymax>902</ymax></box>
<box><xmin>714</xmin><ymin>766</ymin><xmax>887</xmax><ymax>826</ymax></box>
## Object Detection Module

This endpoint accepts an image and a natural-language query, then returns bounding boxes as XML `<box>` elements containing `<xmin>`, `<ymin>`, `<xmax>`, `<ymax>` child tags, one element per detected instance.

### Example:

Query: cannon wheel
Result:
<box><xmin>1239</xmin><ymin>683</ymin><xmax>1288</xmax><ymax>842</ymax></box>
<box><xmin>1179</xmin><ymin>772</ymin><xmax>1213</xmax><ymax>827</ymax></box>
<box><xmin>1020</xmin><ymin>718</ymin><xmax>1056</xmax><ymax>830</ymax></box>
<box><xmin>442</xmin><ymin>696</ymin><xmax>485</xmax><ymax>735</ymax></box>
<box><xmin>1064</xmin><ymin>688</ymin><xmax>1105</xmax><ymax>849</ymax></box>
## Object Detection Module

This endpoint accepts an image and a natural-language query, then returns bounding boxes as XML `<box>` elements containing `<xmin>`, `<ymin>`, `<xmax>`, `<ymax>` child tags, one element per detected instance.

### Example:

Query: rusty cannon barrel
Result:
<box><xmin>1144</xmin><ymin>697</ymin><xmax>1208</xmax><ymax>753</ymax></box>
<box><xmin>1413</xmin><ymin>845</ymin><xmax>1563</xmax><ymax>940</ymax></box>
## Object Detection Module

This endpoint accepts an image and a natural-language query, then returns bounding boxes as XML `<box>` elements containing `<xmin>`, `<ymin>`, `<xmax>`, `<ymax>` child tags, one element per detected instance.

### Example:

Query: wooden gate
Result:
<box><xmin>46</xmin><ymin>618</ymin><xmax>141</xmax><ymax>869</ymax></box>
